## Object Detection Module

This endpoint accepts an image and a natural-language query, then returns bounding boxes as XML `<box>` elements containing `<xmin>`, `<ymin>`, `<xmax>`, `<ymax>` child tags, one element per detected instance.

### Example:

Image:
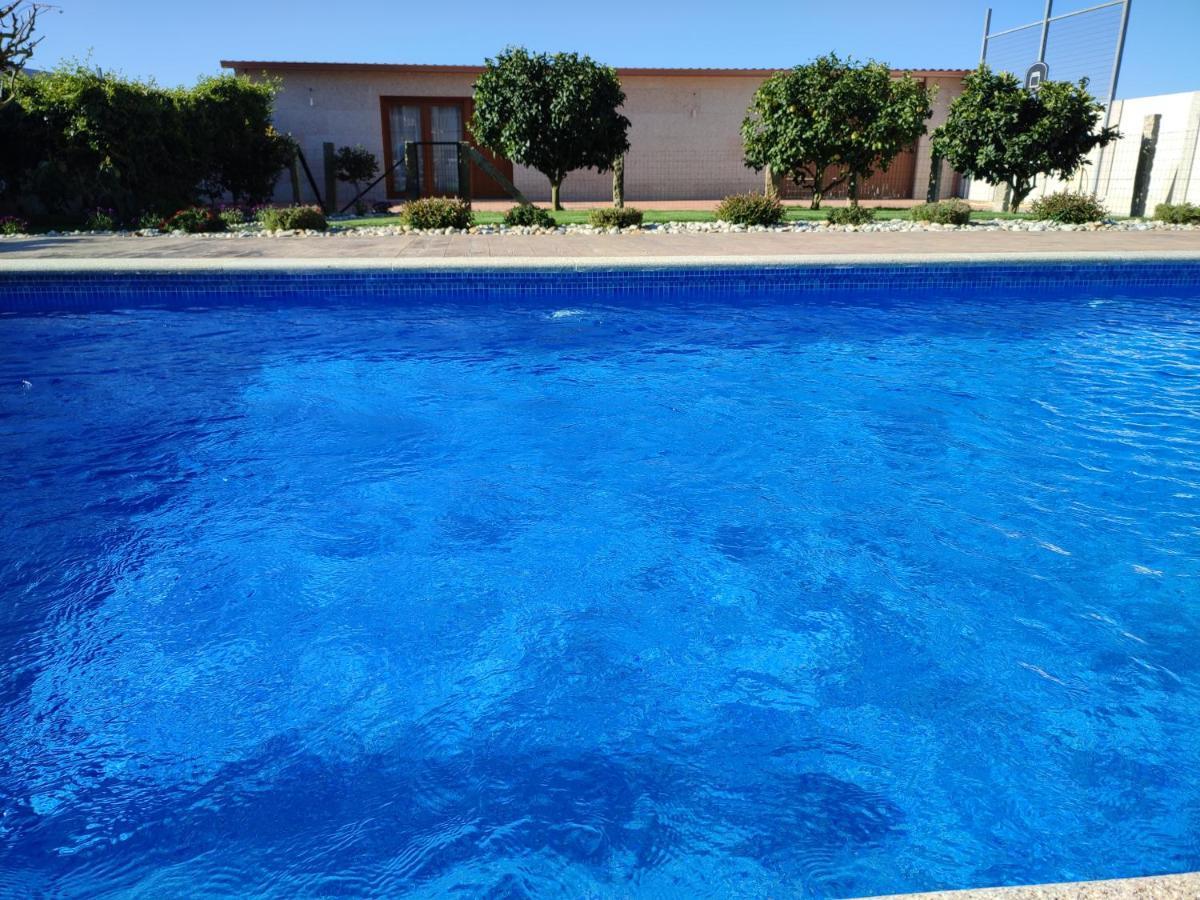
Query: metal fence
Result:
<box><xmin>979</xmin><ymin>0</ymin><xmax>1132</xmax><ymax>193</ymax></box>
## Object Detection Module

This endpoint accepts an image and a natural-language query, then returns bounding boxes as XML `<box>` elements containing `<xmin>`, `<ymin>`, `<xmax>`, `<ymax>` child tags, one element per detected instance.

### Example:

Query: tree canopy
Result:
<box><xmin>471</xmin><ymin>47</ymin><xmax>630</xmax><ymax>210</ymax></box>
<box><xmin>932</xmin><ymin>65</ymin><xmax>1119</xmax><ymax>212</ymax></box>
<box><xmin>742</xmin><ymin>54</ymin><xmax>932</xmax><ymax>208</ymax></box>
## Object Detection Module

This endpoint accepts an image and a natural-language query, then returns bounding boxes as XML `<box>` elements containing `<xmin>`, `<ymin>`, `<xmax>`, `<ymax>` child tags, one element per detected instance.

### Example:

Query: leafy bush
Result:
<box><xmin>910</xmin><ymin>199</ymin><xmax>972</xmax><ymax>225</ymax></box>
<box><xmin>714</xmin><ymin>192</ymin><xmax>784</xmax><ymax>226</ymax></box>
<box><xmin>400</xmin><ymin>197</ymin><xmax>473</xmax><ymax>230</ymax></box>
<box><xmin>0</xmin><ymin>215</ymin><xmax>28</xmax><ymax>235</ymax></box>
<box><xmin>1028</xmin><ymin>191</ymin><xmax>1108</xmax><ymax>223</ymax></box>
<box><xmin>84</xmin><ymin>208</ymin><xmax>117</xmax><ymax>230</ymax></box>
<box><xmin>503</xmin><ymin>204</ymin><xmax>556</xmax><ymax>227</ymax></box>
<box><xmin>0</xmin><ymin>66</ymin><xmax>293</xmax><ymax>219</ymax></box>
<box><xmin>827</xmin><ymin>205</ymin><xmax>876</xmax><ymax>226</ymax></box>
<box><xmin>1154</xmin><ymin>202</ymin><xmax>1200</xmax><ymax>225</ymax></box>
<box><xmin>258</xmin><ymin>204</ymin><xmax>328</xmax><ymax>232</ymax></box>
<box><xmin>136</xmin><ymin>211</ymin><xmax>166</xmax><ymax>230</ymax></box>
<box><xmin>589</xmin><ymin>206</ymin><xmax>644</xmax><ymax>228</ymax></box>
<box><xmin>218</xmin><ymin>206</ymin><xmax>247</xmax><ymax>227</ymax></box>
<box><xmin>167</xmin><ymin>206</ymin><xmax>226</xmax><ymax>233</ymax></box>
<box><xmin>189</xmin><ymin>75</ymin><xmax>296</xmax><ymax>205</ymax></box>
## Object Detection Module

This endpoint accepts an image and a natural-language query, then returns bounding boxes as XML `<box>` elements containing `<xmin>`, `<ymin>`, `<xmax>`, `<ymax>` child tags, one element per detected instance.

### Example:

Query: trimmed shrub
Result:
<box><xmin>136</xmin><ymin>211</ymin><xmax>167</xmax><ymax>230</ymax></box>
<box><xmin>1154</xmin><ymin>202</ymin><xmax>1200</xmax><ymax>225</ymax></box>
<box><xmin>910</xmin><ymin>199</ymin><xmax>972</xmax><ymax>225</ymax></box>
<box><xmin>0</xmin><ymin>215</ymin><xmax>28</xmax><ymax>235</ymax></box>
<box><xmin>1028</xmin><ymin>191</ymin><xmax>1108</xmax><ymax>223</ymax></box>
<box><xmin>503</xmin><ymin>204</ymin><xmax>556</xmax><ymax>228</ymax></box>
<box><xmin>589</xmin><ymin>206</ymin><xmax>644</xmax><ymax>228</ymax></box>
<box><xmin>86</xmin><ymin>208</ymin><xmax>118</xmax><ymax>231</ymax></box>
<box><xmin>218</xmin><ymin>206</ymin><xmax>248</xmax><ymax>227</ymax></box>
<box><xmin>167</xmin><ymin>206</ymin><xmax>226</xmax><ymax>233</ymax></box>
<box><xmin>400</xmin><ymin>197</ymin><xmax>473</xmax><ymax>230</ymax></box>
<box><xmin>258</xmin><ymin>204</ymin><xmax>327</xmax><ymax>232</ymax></box>
<box><xmin>714</xmin><ymin>192</ymin><xmax>784</xmax><ymax>226</ymax></box>
<box><xmin>827</xmin><ymin>205</ymin><xmax>876</xmax><ymax>226</ymax></box>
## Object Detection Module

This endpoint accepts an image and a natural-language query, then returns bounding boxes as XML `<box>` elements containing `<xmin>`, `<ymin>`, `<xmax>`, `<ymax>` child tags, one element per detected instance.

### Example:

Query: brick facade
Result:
<box><xmin>224</xmin><ymin>61</ymin><xmax>968</xmax><ymax>205</ymax></box>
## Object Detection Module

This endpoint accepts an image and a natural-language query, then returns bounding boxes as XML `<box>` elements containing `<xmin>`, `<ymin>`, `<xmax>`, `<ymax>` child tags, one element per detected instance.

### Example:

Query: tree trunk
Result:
<box><xmin>612</xmin><ymin>156</ymin><xmax>625</xmax><ymax>209</ymax></box>
<box><xmin>1010</xmin><ymin>180</ymin><xmax>1031</xmax><ymax>213</ymax></box>
<box><xmin>764</xmin><ymin>166</ymin><xmax>781</xmax><ymax>199</ymax></box>
<box><xmin>810</xmin><ymin>185</ymin><xmax>823</xmax><ymax>210</ymax></box>
<box><xmin>848</xmin><ymin>172</ymin><xmax>859</xmax><ymax>207</ymax></box>
<box><xmin>551</xmin><ymin>180</ymin><xmax>562</xmax><ymax>211</ymax></box>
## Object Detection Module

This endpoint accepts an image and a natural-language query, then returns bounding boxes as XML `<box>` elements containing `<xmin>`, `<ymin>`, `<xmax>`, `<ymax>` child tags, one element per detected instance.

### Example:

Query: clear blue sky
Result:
<box><xmin>27</xmin><ymin>0</ymin><xmax>1199</xmax><ymax>99</ymax></box>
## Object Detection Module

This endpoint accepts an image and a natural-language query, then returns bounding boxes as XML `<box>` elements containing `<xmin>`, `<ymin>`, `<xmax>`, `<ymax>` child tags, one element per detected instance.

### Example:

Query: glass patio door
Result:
<box><xmin>383</xmin><ymin>99</ymin><xmax>467</xmax><ymax>198</ymax></box>
<box><xmin>429</xmin><ymin>104</ymin><xmax>462</xmax><ymax>195</ymax></box>
<box><xmin>387</xmin><ymin>104</ymin><xmax>422</xmax><ymax>196</ymax></box>
<box><xmin>381</xmin><ymin>96</ymin><xmax>514</xmax><ymax>199</ymax></box>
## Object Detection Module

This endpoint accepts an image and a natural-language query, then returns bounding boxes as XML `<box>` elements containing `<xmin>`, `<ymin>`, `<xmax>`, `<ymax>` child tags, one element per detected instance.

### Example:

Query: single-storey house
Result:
<box><xmin>219</xmin><ymin>60</ymin><xmax>971</xmax><ymax>207</ymax></box>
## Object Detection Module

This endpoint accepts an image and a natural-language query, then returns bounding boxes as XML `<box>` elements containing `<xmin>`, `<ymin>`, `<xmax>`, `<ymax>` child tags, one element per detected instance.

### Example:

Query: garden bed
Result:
<box><xmin>2</xmin><ymin>217</ymin><xmax>1197</xmax><ymax>240</ymax></box>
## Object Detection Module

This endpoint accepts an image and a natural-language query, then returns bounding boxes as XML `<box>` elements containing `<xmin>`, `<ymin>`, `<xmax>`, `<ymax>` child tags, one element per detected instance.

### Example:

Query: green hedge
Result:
<box><xmin>827</xmin><ymin>206</ymin><xmax>876</xmax><ymax>225</ymax></box>
<box><xmin>714</xmin><ymin>192</ymin><xmax>784</xmax><ymax>226</ymax></box>
<box><xmin>258</xmin><ymin>204</ymin><xmax>328</xmax><ymax>232</ymax></box>
<box><xmin>910</xmin><ymin>199</ymin><xmax>972</xmax><ymax>225</ymax></box>
<box><xmin>167</xmin><ymin>207</ymin><xmax>226</xmax><ymax>233</ymax></box>
<box><xmin>0</xmin><ymin>65</ymin><xmax>294</xmax><ymax>222</ymax></box>
<box><xmin>503</xmin><ymin>204</ymin><xmax>556</xmax><ymax>227</ymax></box>
<box><xmin>1154</xmin><ymin>202</ymin><xmax>1200</xmax><ymax>225</ymax></box>
<box><xmin>400</xmin><ymin>197</ymin><xmax>473</xmax><ymax>230</ymax></box>
<box><xmin>589</xmin><ymin>207</ymin><xmax>643</xmax><ymax>228</ymax></box>
<box><xmin>1028</xmin><ymin>191</ymin><xmax>1108</xmax><ymax>223</ymax></box>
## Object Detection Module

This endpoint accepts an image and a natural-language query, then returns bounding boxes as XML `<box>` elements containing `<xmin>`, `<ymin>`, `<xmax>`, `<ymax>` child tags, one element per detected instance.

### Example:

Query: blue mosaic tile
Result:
<box><xmin>0</xmin><ymin>261</ymin><xmax>1198</xmax><ymax>312</ymax></box>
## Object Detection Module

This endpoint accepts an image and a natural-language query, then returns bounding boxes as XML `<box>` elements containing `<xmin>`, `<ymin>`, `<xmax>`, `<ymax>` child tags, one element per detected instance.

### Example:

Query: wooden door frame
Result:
<box><xmin>379</xmin><ymin>95</ymin><xmax>473</xmax><ymax>199</ymax></box>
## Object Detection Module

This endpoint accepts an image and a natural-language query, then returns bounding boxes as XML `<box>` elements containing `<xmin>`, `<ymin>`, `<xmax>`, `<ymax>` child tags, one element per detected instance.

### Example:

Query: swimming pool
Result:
<box><xmin>1</xmin><ymin>262</ymin><xmax>1198</xmax><ymax>898</ymax></box>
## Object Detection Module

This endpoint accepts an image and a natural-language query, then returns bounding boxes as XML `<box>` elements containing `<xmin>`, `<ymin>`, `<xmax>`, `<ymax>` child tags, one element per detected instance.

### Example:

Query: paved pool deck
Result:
<box><xmin>2</xmin><ymin>228</ymin><xmax>1200</xmax><ymax>263</ymax></box>
<box><xmin>857</xmin><ymin>872</ymin><xmax>1200</xmax><ymax>900</ymax></box>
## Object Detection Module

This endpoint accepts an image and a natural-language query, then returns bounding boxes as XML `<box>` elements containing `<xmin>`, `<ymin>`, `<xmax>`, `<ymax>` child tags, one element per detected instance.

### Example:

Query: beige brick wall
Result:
<box><xmin>913</xmin><ymin>76</ymin><xmax>964</xmax><ymax>201</ymax></box>
<box><xmin>236</xmin><ymin>68</ymin><xmax>480</xmax><ymax>208</ymax></box>
<box><xmin>237</xmin><ymin>66</ymin><xmax>963</xmax><ymax>205</ymax></box>
<box><xmin>514</xmin><ymin>73</ymin><xmax>765</xmax><ymax>202</ymax></box>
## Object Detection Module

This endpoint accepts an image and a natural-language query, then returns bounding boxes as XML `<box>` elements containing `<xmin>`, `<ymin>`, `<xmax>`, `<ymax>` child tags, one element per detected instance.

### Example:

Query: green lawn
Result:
<box><xmin>337</xmin><ymin>206</ymin><xmax>1032</xmax><ymax>229</ymax></box>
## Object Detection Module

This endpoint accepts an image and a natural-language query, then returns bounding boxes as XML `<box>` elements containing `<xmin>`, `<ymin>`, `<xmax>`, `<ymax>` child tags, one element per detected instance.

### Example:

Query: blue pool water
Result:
<box><xmin>1</xmin><ymin>276</ymin><xmax>1199</xmax><ymax>898</ymax></box>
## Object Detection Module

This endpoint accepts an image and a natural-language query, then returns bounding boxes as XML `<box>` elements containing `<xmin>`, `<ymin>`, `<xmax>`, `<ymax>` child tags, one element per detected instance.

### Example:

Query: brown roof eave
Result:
<box><xmin>219</xmin><ymin>60</ymin><xmax>970</xmax><ymax>79</ymax></box>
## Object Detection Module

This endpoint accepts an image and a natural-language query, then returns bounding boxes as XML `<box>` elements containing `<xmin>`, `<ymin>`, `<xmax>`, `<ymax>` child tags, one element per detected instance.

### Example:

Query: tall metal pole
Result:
<box><xmin>1092</xmin><ymin>0</ymin><xmax>1132</xmax><ymax>195</ymax></box>
<box><xmin>1038</xmin><ymin>0</ymin><xmax>1054</xmax><ymax>63</ymax></box>
<box><xmin>979</xmin><ymin>7</ymin><xmax>992</xmax><ymax>66</ymax></box>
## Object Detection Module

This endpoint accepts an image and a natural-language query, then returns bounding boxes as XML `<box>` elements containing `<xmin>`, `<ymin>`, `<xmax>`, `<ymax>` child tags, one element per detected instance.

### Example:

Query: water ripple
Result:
<box><xmin>1</xmin><ymin>288</ymin><xmax>1199</xmax><ymax>896</ymax></box>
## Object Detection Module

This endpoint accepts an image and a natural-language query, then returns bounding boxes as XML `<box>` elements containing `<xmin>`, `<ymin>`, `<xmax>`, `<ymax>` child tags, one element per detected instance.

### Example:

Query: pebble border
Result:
<box><xmin>3</xmin><ymin>218</ymin><xmax>1200</xmax><ymax>241</ymax></box>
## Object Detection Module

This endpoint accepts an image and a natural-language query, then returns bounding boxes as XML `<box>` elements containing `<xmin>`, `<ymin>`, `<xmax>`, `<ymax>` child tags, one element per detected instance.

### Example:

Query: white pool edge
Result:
<box><xmin>3</xmin><ymin>250</ymin><xmax>1200</xmax><ymax>273</ymax></box>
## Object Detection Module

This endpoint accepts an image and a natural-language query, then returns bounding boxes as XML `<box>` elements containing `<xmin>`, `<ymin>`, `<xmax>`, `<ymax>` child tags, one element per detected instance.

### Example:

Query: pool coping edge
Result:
<box><xmin>4</xmin><ymin>250</ymin><xmax>1200</xmax><ymax>273</ymax></box>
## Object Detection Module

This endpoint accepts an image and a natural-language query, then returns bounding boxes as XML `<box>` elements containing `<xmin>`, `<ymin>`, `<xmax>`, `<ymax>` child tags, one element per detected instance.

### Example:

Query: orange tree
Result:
<box><xmin>742</xmin><ymin>54</ymin><xmax>932</xmax><ymax>209</ymax></box>
<box><xmin>471</xmin><ymin>47</ymin><xmax>629</xmax><ymax>211</ymax></box>
<box><xmin>932</xmin><ymin>66</ymin><xmax>1119</xmax><ymax>212</ymax></box>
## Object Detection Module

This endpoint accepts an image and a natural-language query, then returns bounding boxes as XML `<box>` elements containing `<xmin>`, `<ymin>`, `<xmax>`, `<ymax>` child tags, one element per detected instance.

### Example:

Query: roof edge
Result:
<box><xmin>219</xmin><ymin>60</ymin><xmax>970</xmax><ymax>78</ymax></box>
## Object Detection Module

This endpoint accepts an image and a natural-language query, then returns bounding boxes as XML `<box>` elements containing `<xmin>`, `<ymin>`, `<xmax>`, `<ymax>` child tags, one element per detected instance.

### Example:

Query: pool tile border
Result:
<box><xmin>2</xmin><ymin>256</ymin><xmax>1200</xmax><ymax>312</ymax></box>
